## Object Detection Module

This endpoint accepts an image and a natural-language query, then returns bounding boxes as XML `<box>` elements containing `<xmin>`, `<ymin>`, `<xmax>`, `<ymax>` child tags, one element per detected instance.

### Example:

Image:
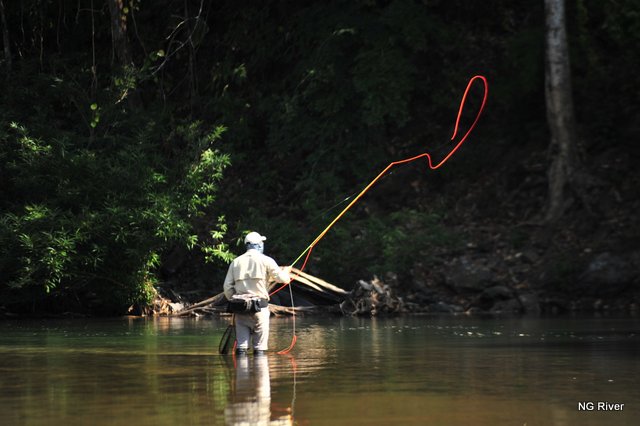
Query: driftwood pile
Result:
<box><xmin>339</xmin><ymin>276</ymin><xmax>405</xmax><ymax>315</ymax></box>
<box><xmin>130</xmin><ymin>288</ymin><xmax>187</xmax><ymax>316</ymax></box>
<box><xmin>169</xmin><ymin>269</ymin><xmax>405</xmax><ymax>317</ymax></box>
<box><xmin>171</xmin><ymin>268</ymin><xmax>348</xmax><ymax>317</ymax></box>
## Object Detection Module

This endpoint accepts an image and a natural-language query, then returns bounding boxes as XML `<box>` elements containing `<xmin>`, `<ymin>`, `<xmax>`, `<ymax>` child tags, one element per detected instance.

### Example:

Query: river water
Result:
<box><xmin>0</xmin><ymin>315</ymin><xmax>638</xmax><ymax>425</ymax></box>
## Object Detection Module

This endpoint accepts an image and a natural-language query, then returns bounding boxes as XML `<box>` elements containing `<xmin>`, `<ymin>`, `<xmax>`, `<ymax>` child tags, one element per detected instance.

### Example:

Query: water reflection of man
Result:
<box><xmin>225</xmin><ymin>355</ymin><xmax>293</xmax><ymax>425</ymax></box>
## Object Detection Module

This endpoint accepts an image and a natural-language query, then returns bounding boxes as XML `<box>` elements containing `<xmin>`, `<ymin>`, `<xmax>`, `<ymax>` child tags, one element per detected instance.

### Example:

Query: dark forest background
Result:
<box><xmin>1</xmin><ymin>0</ymin><xmax>638</xmax><ymax>315</ymax></box>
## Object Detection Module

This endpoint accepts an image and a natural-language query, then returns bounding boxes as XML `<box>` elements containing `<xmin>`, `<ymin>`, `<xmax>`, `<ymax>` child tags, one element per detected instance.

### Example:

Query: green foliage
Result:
<box><xmin>0</xmin><ymin>114</ymin><xmax>230</xmax><ymax>314</ymax></box>
<box><xmin>309</xmin><ymin>208</ymin><xmax>459</xmax><ymax>286</ymax></box>
<box><xmin>373</xmin><ymin>209</ymin><xmax>457</xmax><ymax>275</ymax></box>
<box><xmin>201</xmin><ymin>216</ymin><xmax>236</xmax><ymax>264</ymax></box>
<box><xmin>0</xmin><ymin>0</ymin><xmax>636</xmax><ymax>313</ymax></box>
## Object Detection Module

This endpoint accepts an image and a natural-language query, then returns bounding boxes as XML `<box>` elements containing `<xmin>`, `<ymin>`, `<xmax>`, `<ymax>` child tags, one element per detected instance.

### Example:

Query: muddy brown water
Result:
<box><xmin>1</xmin><ymin>315</ymin><xmax>638</xmax><ymax>425</ymax></box>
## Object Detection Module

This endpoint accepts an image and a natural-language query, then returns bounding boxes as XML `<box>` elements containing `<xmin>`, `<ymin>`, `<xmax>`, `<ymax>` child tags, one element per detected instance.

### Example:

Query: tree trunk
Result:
<box><xmin>107</xmin><ymin>0</ymin><xmax>141</xmax><ymax>108</ymax></box>
<box><xmin>107</xmin><ymin>0</ymin><xmax>132</xmax><ymax>66</ymax></box>
<box><xmin>544</xmin><ymin>0</ymin><xmax>584</xmax><ymax>222</ymax></box>
<box><xmin>0</xmin><ymin>0</ymin><xmax>11</xmax><ymax>75</ymax></box>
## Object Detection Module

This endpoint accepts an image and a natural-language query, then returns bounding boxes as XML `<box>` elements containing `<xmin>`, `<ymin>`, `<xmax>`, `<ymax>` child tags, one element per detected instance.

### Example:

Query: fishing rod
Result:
<box><xmin>272</xmin><ymin>75</ymin><xmax>489</xmax><ymax>355</ymax></box>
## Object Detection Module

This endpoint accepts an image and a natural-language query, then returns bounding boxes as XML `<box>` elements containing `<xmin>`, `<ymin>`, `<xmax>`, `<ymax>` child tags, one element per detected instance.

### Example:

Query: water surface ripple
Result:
<box><xmin>0</xmin><ymin>315</ymin><xmax>638</xmax><ymax>425</ymax></box>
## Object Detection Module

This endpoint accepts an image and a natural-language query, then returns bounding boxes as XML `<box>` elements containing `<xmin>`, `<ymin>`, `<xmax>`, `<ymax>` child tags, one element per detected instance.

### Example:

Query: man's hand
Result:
<box><xmin>281</xmin><ymin>265</ymin><xmax>293</xmax><ymax>283</ymax></box>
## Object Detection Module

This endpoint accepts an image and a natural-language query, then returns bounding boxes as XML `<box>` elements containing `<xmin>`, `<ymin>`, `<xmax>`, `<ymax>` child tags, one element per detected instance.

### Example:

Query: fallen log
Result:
<box><xmin>289</xmin><ymin>268</ymin><xmax>348</xmax><ymax>295</ymax></box>
<box><xmin>172</xmin><ymin>273</ymin><xmax>404</xmax><ymax>317</ymax></box>
<box><xmin>172</xmin><ymin>292</ymin><xmax>227</xmax><ymax>316</ymax></box>
<box><xmin>172</xmin><ymin>268</ymin><xmax>348</xmax><ymax>316</ymax></box>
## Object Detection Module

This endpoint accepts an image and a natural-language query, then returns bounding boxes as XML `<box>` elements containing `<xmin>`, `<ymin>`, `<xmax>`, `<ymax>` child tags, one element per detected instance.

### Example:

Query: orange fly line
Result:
<box><xmin>272</xmin><ymin>75</ymin><xmax>489</xmax><ymax>354</ymax></box>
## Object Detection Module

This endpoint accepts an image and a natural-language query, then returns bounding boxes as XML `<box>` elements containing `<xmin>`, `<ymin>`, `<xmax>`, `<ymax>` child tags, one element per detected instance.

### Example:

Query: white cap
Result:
<box><xmin>244</xmin><ymin>231</ymin><xmax>267</xmax><ymax>244</ymax></box>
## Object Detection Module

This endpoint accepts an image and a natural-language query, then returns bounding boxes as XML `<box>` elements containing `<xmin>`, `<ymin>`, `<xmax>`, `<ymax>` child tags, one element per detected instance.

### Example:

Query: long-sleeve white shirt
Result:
<box><xmin>223</xmin><ymin>249</ymin><xmax>290</xmax><ymax>301</ymax></box>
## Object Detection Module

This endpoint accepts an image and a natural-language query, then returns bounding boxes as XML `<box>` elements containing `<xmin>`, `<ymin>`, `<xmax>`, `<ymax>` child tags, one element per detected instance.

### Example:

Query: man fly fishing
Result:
<box><xmin>223</xmin><ymin>232</ymin><xmax>291</xmax><ymax>355</ymax></box>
